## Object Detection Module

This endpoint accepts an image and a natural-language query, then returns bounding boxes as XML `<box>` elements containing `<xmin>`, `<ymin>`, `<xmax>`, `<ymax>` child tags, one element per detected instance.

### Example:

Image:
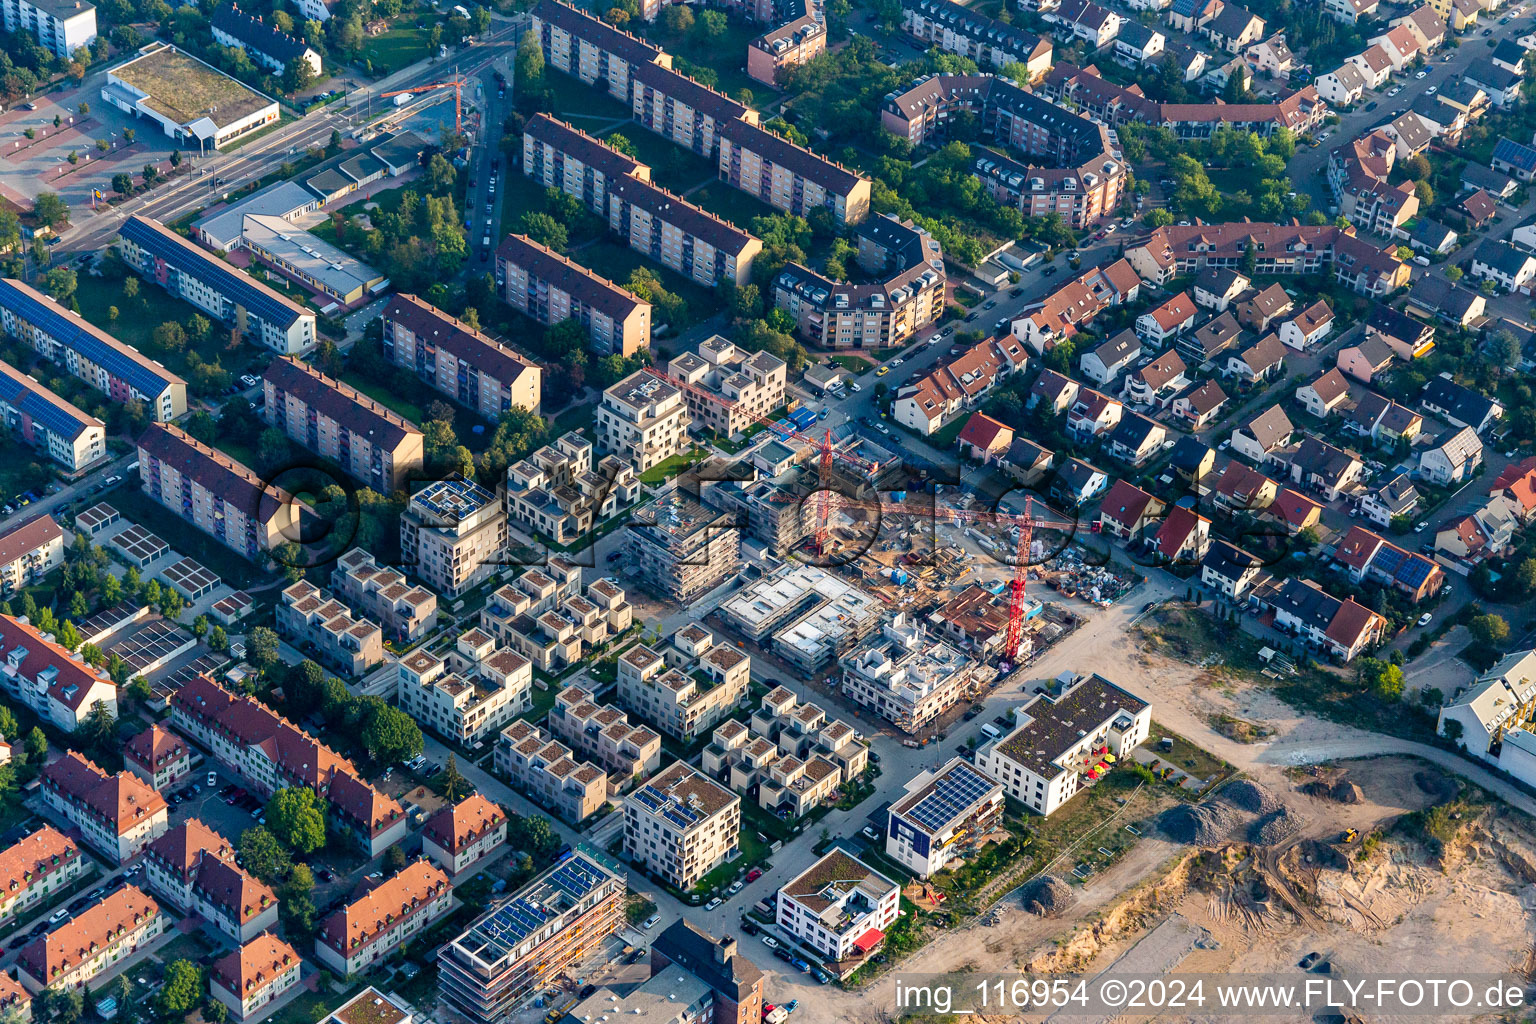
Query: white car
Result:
<box><xmin>705</xmin><ymin>897</ymin><xmax>722</xmax><ymax>911</ymax></box>
<box><xmin>1414</xmin><ymin>521</ymin><xmax>1428</xmax><ymax>533</ymax></box>
<box><xmin>1418</xmin><ymin>612</ymin><xmax>1433</xmax><ymax>627</ymax></box>
<box><xmin>761</xmin><ymin>936</ymin><xmax>780</xmax><ymax>949</ymax></box>
<box><xmin>1416</xmin><ymin>70</ymin><xmax>1428</xmax><ymax>78</ymax></box>
<box><xmin>849</xmin><ymin>381</ymin><xmax>862</xmax><ymax>392</ymax></box>
<box><xmin>643</xmin><ymin>914</ymin><xmax>661</xmax><ymax>929</ymax></box>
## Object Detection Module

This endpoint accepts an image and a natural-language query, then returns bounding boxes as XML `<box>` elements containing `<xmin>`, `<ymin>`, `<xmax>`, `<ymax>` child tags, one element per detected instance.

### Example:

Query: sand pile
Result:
<box><xmin>1020</xmin><ymin>875</ymin><xmax>1075</xmax><ymax>917</ymax></box>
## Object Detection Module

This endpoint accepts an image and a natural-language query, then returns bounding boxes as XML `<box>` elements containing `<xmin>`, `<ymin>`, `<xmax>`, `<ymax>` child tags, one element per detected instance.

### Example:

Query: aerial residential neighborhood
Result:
<box><xmin>0</xmin><ymin>0</ymin><xmax>1535</xmax><ymax>1018</ymax></box>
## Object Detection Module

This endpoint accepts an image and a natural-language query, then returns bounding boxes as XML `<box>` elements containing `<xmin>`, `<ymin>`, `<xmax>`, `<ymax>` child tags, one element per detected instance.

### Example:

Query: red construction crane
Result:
<box><xmin>382</xmin><ymin>76</ymin><xmax>468</xmax><ymax>133</ymax></box>
<box><xmin>775</xmin><ymin>492</ymin><xmax>1075</xmax><ymax>663</ymax></box>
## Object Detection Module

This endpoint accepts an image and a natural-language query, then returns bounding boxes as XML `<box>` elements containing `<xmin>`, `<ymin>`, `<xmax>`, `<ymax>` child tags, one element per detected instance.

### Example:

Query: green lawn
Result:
<box><xmin>640</xmin><ymin>20</ymin><xmax>766</xmax><ymax>106</ymax></box>
<box><xmin>830</xmin><ymin>354</ymin><xmax>873</xmax><ymax>373</ymax></box>
<box><xmin>549</xmin><ymin>401</ymin><xmax>598</xmax><ymax>440</ymax></box>
<box><xmin>597</xmin><ymin>125</ymin><xmax>719</xmax><ymax>192</ymax></box>
<box><xmin>340</xmin><ymin>371</ymin><xmax>427</xmax><ymax>424</ymax></box>
<box><xmin>362</xmin><ymin>26</ymin><xmax>430</xmax><ymax>74</ymax></box>
<box><xmin>547</xmin><ymin>70</ymin><xmax>633</xmax><ymax>122</ymax></box>
<box><xmin>639</xmin><ymin>449</ymin><xmax>708</xmax><ymax>485</ymax></box>
<box><xmin>573</xmin><ymin>239</ymin><xmax>717</xmax><ymax>314</ymax></box>
<box><xmin>688</xmin><ymin>181</ymin><xmax>777</xmax><ymax>232</ymax></box>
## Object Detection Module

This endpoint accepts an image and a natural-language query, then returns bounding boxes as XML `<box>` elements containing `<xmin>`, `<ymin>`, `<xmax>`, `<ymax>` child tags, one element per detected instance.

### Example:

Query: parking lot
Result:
<box><xmin>172</xmin><ymin>771</ymin><xmax>267</xmax><ymax>839</ymax></box>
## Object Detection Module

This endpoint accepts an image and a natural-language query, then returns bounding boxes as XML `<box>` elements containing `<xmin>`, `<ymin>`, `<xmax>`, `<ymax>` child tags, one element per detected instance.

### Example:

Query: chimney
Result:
<box><xmin>715</xmin><ymin>935</ymin><xmax>737</xmax><ymax>964</ymax></box>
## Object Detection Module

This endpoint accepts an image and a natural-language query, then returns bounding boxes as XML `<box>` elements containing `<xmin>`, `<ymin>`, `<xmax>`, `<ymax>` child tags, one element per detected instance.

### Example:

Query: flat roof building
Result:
<box><xmin>400</xmin><ymin>475</ymin><xmax>507</xmax><ymax>598</ymax></box>
<box><xmin>239</xmin><ymin>213</ymin><xmax>387</xmax><ymax>305</ymax></box>
<box><xmin>776</xmin><ymin>850</ymin><xmax>900</xmax><ymax>967</ymax></box>
<box><xmin>624</xmin><ymin>761</ymin><xmax>741</xmax><ymax>889</ymax></box>
<box><xmin>719</xmin><ymin>563</ymin><xmax>882</xmax><ymax>675</ymax></box>
<box><xmin>597</xmin><ymin>369</ymin><xmax>690</xmax><ymax>473</ymax></box>
<box><xmin>623</xmin><ymin>492</ymin><xmax>741</xmax><ymax>604</ymax></box>
<box><xmin>842</xmin><ymin>614</ymin><xmax>992</xmax><ymax>733</ymax></box>
<box><xmin>437</xmin><ymin>849</ymin><xmax>625</xmax><ymax>1024</ymax></box>
<box><xmin>885</xmin><ymin>758</ymin><xmax>1004</xmax><ymax>877</ymax></box>
<box><xmin>1</xmin><ymin>0</ymin><xmax>96</xmax><ymax>60</ymax></box>
<box><xmin>102</xmin><ymin>43</ymin><xmax>278</xmax><ymax>150</ymax></box>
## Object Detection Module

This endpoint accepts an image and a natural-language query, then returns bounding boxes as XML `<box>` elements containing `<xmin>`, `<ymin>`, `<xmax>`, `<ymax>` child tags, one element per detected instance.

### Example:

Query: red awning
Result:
<box><xmin>854</xmin><ymin>928</ymin><xmax>884</xmax><ymax>952</ymax></box>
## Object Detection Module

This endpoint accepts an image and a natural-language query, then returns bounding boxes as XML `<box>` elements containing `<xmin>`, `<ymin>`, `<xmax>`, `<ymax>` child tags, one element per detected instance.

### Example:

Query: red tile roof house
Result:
<box><xmin>143</xmin><ymin>819</ymin><xmax>278</xmax><ymax>944</ymax></box>
<box><xmin>1277</xmin><ymin>299</ymin><xmax>1334</xmax><ymax>351</ymax></box>
<box><xmin>314</xmin><ymin>859</ymin><xmax>452</xmax><ymax>976</ymax></box>
<box><xmin>1097</xmin><ymin>479</ymin><xmax>1166</xmax><ymax>540</ymax></box>
<box><xmin>124</xmin><ymin>723</ymin><xmax>192</xmax><ymax>792</ymax></box>
<box><xmin>422</xmin><ymin>794</ymin><xmax>508</xmax><ymax>876</ymax></box>
<box><xmin>1296</xmin><ymin>367</ymin><xmax>1352</xmax><ymax>419</ymax></box>
<box><xmin>41</xmin><ymin>752</ymin><xmax>168</xmax><ymax>865</ymax></box>
<box><xmin>1122</xmin><ymin>350</ymin><xmax>1189</xmax><ymax>408</ymax></box>
<box><xmin>169</xmin><ymin>676</ymin><xmax>408</xmax><ymax>856</ymax></box>
<box><xmin>893</xmin><ymin>335</ymin><xmax>1029</xmax><ymax>435</ymax></box>
<box><xmin>0</xmin><ymin>827</ymin><xmax>84</xmax><ymax>927</ymax></box>
<box><xmin>1134</xmin><ymin>291</ymin><xmax>1199</xmax><ymax>345</ymax></box>
<box><xmin>1066</xmin><ymin>388</ymin><xmax>1124</xmax><ymax>439</ymax></box>
<box><xmin>210</xmin><ymin>934</ymin><xmax>303</xmax><ymax>1022</ymax></box>
<box><xmin>957</xmin><ymin>412</ymin><xmax>1015</xmax><ymax>463</ymax></box>
<box><xmin>1264</xmin><ymin>488</ymin><xmax>1323</xmax><ymax>535</ymax></box>
<box><xmin>1490</xmin><ymin>456</ymin><xmax>1536</xmax><ymax>523</ymax></box>
<box><xmin>0</xmin><ymin>613</ymin><xmax>117</xmax><ymax>733</ymax></box>
<box><xmin>16</xmin><ymin>885</ymin><xmax>165</xmax><ymax>993</ymax></box>
<box><xmin>1152</xmin><ymin>506</ymin><xmax>1212</xmax><ymax>565</ymax></box>
<box><xmin>1171</xmin><ymin>378</ymin><xmax>1229</xmax><ymax>429</ymax></box>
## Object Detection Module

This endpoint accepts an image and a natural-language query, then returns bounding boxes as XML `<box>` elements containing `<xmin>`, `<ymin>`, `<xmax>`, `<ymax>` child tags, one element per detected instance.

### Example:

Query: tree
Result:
<box><xmin>1488</xmin><ymin>329</ymin><xmax>1523</xmax><ymax>369</ymax></box>
<box><xmin>1143</xmin><ymin>207</ymin><xmax>1174</xmax><ymax>228</ymax></box>
<box><xmin>327</xmin><ymin>129</ymin><xmax>342</xmax><ymax>157</ymax></box>
<box><xmin>1414</xmin><ymin>180</ymin><xmax>1434</xmax><ymax>206</ymax></box>
<box><xmin>606</xmin><ymin>132</ymin><xmax>639</xmax><ymax>159</ymax></box>
<box><xmin>41</xmin><ymin>988</ymin><xmax>83</xmax><ymax>1024</ymax></box>
<box><xmin>258</xmin><ymin>427</ymin><xmax>290</xmax><ymax>468</ymax></box>
<box><xmin>42</xmin><ymin>267</ymin><xmax>77</xmax><ymax>305</ymax></box>
<box><xmin>1356</xmin><ymin>657</ymin><xmax>1404</xmax><ymax>700</ymax></box>
<box><xmin>361</xmin><ymin>704</ymin><xmax>423</xmax><ymax>765</ymax></box>
<box><xmin>127</xmin><ymin>677</ymin><xmax>152</xmax><ymax>704</ymax></box>
<box><xmin>238</xmin><ymin>826</ymin><xmax>292</xmax><ymax>883</ymax></box>
<box><xmin>514</xmin><ymin>29</ymin><xmax>545</xmax><ymax>109</ymax></box>
<box><xmin>440</xmin><ymin>753</ymin><xmax>472</xmax><ymax>801</ymax></box>
<box><xmin>32</xmin><ymin>192</ymin><xmax>67</xmax><ymax>227</ymax></box>
<box><xmin>0</xmin><ymin>706</ymin><xmax>15</xmax><ymax>740</ymax></box>
<box><xmin>24</xmin><ymin>727</ymin><xmax>46</xmax><ymax>760</ymax></box>
<box><xmin>385</xmin><ymin>843</ymin><xmax>408</xmax><ymax>874</ymax></box>
<box><xmin>123</xmin><ymin>277</ymin><xmax>139</xmax><ymax>301</ymax></box>
<box><xmin>425</xmin><ymin>153</ymin><xmax>456</xmax><ymax>194</ymax></box>
<box><xmin>246</xmin><ymin>626</ymin><xmax>280</xmax><ymax>669</ymax></box>
<box><xmin>157</xmin><ymin>960</ymin><xmax>203</xmax><ymax>1016</ymax></box>
<box><xmin>661</xmin><ymin>3</ymin><xmax>693</xmax><ymax>34</ymax></box>
<box><xmin>141</xmin><ymin>163</ymin><xmax>158</xmax><ymax>185</ymax></box>
<box><xmin>1447</xmin><ymin>266</ymin><xmax>1464</xmax><ymax>284</ymax></box>
<box><xmin>518</xmin><ymin>211</ymin><xmax>567</xmax><ymax>252</ymax></box>
<box><xmin>123</xmin><ymin>128</ymin><xmax>134</xmax><ymax>144</ymax></box>
<box><xmin>266</xmin><ymin>787</ymin><xmax>327</xmax><ymax>854</ymax></box>
<box><xmin>692</xmin><ymin>8</ymin><xmax>727</xmax><ymax>45</ymax></box>
<box><xmin>282</xmin><ymin>55</ymin><xmax>315</xmax><ymax>93</ymax></box>
<box><xmin>1515</xmin><ymin>558</ymin><xmax>1536</xmax><ymax>595</ymax></box>
<box><xmin>1469</xmin><ymin>613</ymin><xmax>1511</xmax><ymax>648</ymax></box>
<box><xmin>506</xmin><ymin>811</ymin><xmax>560</xmax><ymax>861</ymax></box>
<box><xmin>209</xmin><ymin>625</ymin><xmax>229</xmax><ymax>652</ymax></box>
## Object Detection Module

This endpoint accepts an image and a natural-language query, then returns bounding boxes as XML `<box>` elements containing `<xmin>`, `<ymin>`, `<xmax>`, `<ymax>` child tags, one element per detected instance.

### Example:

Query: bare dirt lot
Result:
<box><xmin>793</xmin><ymin>603</ymin><xmax>1536</xmax><ymax>1024</ymax></box>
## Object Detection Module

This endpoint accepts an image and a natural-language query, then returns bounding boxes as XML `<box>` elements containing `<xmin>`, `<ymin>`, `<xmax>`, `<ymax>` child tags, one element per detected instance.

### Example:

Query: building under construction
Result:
<box><xmin>623</xmin><ymin>492</ymin><xmax>742</xmax><ymax>604</ymax></box>
<box><xmin>841</xmin><ymin>613</ymin><xmax>995</xmax><ymax>734</ymax></box>
<box><xmin>718</xmin><ymin>562</ymin><xmax>883</xmax><ymax>675</ymax></box>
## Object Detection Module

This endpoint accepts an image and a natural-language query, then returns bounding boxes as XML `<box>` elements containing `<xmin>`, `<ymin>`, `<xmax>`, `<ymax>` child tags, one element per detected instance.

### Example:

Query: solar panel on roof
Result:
<box><xmin>0</xmin><ymin>279</ymin><xmax>176</xmax><ymax>399</ymax></box>
<box><xmin>907</xmin><ymin>762</ymin><xmax>995</xmax><ymax>832</ymax></box>
<box><xmin>6</xmin><ymin>388</ymin><xmax>92</xmax><ymax>440</ymax></box>
<box><xmin>121</xmin><ymin>218</ymin><xmax>306</xmax><ymax>331</ymax></box>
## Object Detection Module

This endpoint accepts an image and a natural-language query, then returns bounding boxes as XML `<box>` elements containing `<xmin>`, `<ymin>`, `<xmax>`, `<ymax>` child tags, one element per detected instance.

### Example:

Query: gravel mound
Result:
<box><xmin>1221</xmin><ymin>779</ymin><xmax>1280</xmax><ymax>814</ymax></box>
<box><xmin>1250</xmin><ymin>807</ymin><xmax>1301</xmax><ymax>846</ymax></box>
<box><xmin>1019</xmin><ymin>875</ymin><xmax>1075</xmax><ymax>917</ymax></box>
<box><xmin>1159</xmin><ymin>801</ymin><xmax>1242</xmax><ymax>845</ymax></box>
<box><xmin>1300</xmin><ymin>779</ymin><xmax>1365</xmax><ymax>804</ymax></box>
<box><xmin>1415</xmin><ymin>770</ymin><xmax>1457</xmax><ymax>804</ymax></box>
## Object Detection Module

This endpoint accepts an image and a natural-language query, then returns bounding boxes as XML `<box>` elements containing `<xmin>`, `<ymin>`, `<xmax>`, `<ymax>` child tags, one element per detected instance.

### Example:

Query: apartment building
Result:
<box><xmin>315</xmin><ymin>860</ymin><xmax>452</xmax><ymax>976</ymax></box>
<box><xmin>276</xmin><ymin>579</ymin><xmax>385</xmax><ymax>677</ymax></box>
<box><xmin>494</xmin><ymin>719</ymin><xmax>611</xmax><ymax>823</ymax></box>
<box><xmin>842</xmin><ymin>614</ymin><xmax>990</xmax><ymax>733</ymax></box>
<box><xmin>718</xmin><ymin>119</ymin><xmax>871</xmax><ymax>226</ymax></box>
<box><xmin>496</xmin><ymin>233</ymin><xmax>650</xmax><ymax>357</ymax></box>
<box><xmin>16</xmin><ymin>886</ymin><xmax>163</xmax><ymax>993</ymax></box>
<box><xmin>666</xmin><ymin>336</ymin><xmax>786</xmax><ymax>439</ymax></box>
<box><xmin>136</xmin><ymin>423</ymin><xmax>301</xmax><ymax>562</ymax></box>
<box><xmin>170</xmin><ymin>676</ymin><xmax>408</xmax><ymax>855</ymax></box>
<box><xmin>530</xmin><ymin>0</ymin><xmax>667</xmax><ymax>105</ymax></box>
<box><xmin>261</xmin><ymin>356</ymin><xmax>424</xmax><ymax>493</ymax></box>
<box><xmin>0</xmin><ymin>613</ymin><xmax>116</xmax><ymax>733</ymax></box>
<box><xmin>775</xmin><ymin>216</ymin><xmax>946</xmax><ymax>350</ymax></box>
<box><xmin>0</xmin><ymin>516</ymin><xmax>63</xmax><ymax>596</ymax></box>
<box><xmin>650</xmin><ymin>923</ymin><xmax>763</xmax><ymax>1024</ymax></box>
<box><xmin>118</xmin><ymin>216</ymin><xmax>315</xmax><ymax>354</ymax></box>
<box><xmin>475</xmin><ymin>555</ymin><xmax>579</xmax><ymax>646</ymax></box>
<box><xmin>522</xmin><ymin>113</ymin><xmax>648</xmax><ymax>217</ymax></box>
<box><xmin>124</xmin><ymin>723</ymin><xmax>191</xmax><ymax>791</ymax></box>
<box><xmin>399</xmin><ymin>475</ymin><xmax>507</xmax><ymax>599</ymax></box>
<box><xmin>41</xmin><ymin>753</ymin><xmax>166</xmax><ymax>863</ymax></box>
<box><xmin>596</xmin><ymin>370</ymin><xmax>690</xmax><ymax>473</ymax></box>
<box><xmin>380</xmin><ymin>294</ymin><xmax>542</xmax><ymax>418</ymax></box>
<box><xmin>0</xmin><ymin>278</ymin><xmax>187</xmax><ymax>421</ymax></box>
<box><xmin>624</xmin><ymin>762</ymin><xmax>741</xmax><ymax>889</ymax></box>
<box><xmin>437</xmin><ymin>850</ymin><xmax>624</xmax><ymax>1024</ymax></box>
<box><xmin>977</xmin><ymin>674</ymin><xmax>1151</xmax><ymax>816</ymax></box>
<box><xmin>899</xmin><ymin>0</ymin><xmax>1052</xmax><ymax>81</ymax></box>
<box><xmin>608</xmin><ymin>174</ymin><xmax>760</xmax><ymax>288</ymax></box>
<box><xmin>143</xmin><ymin>819</ymin><xmax>278</xmax><ymax>943</ymax></box>
<box><xmin>422</xmin><ymin>794</ymin><xmax>506</xmax><ymax>876</ymax></box>
<box><xmin>881</xmin><ymin>75</ymin><xmax>1124</xmax><ymax>228</ymax></box>
<box><xmin>623</xmin><ymin>492</ymin><xmax>741</xmax><ymax>603</ymax></box>
<box><xmin>720</xmin><ymin>563</ymin><xmax>883</xmax><ymax>675</ymax></box>
<box><xmin>0</xmin><ymin>827</ymin><xmax>83</xmax><ymax>925</ymax></box>
<box><xmin>397</xmin><ymin>628</ymin><xmax>533</xmax><ymax>746</ymax></box>
<box><xmin>1125</xmin><ymin>223</ymin><xmax>1409</xmax><ymax>298</ymax></box>
<box><xmin>885</xmin><ymin>758</ymin><xmax>1004</xmax><ymax>877</ymax></box>
<box><xmin>210</xmin><ymin>2</ymin><xmax>320</xmax><ymax>75</ymax></box>
<box><xmin>701</xmin><ymin>687</ymin><xmax>865</xmax><ymax>820</ymax></box>
<box><xmin>777</xmin><ymin>851</ymin><xmax>900</xmax><ymax>965</ymax></box>
<box><xmin>895</xmin><ymin>333</ymin><xmax>1029</xmax><ymax>435</ymax></box>
<box><xmin>0</xmin><ymin>0</ymin><xmax>96</xmax><ymax>59</ymax></box>
<box><xmin>747</xmin><ymin>14</ymin><xmax>825</xmax><ymax>85</ymax></box>
<box><xmin>547</xmin><ymin>684</ymin><xmax>662</xmax><ymax>782</ymax></box>
<box><xmin>0</xmin><ymin>360</ymin><xmax>105</xmax><ymax>473</ymax></box>
<box><xmin>209</xmin><ymin>934</ymin><xmax>303</xmax><ymax>1022</ymax></box>
<box><xmin>631</xmin><ymin>60</ymin><xmax>749</xmax><ymax>157</ymax></box>
<box><xmin>505</xmin><ymin>431</ymin><xmax>641</xmax><ymax>545</ymax></box>
<box><xmin>616</xmin><ymin>624</ymin><xmax>749</xmax><ymax>740</ymax></box>
<box><xmin>330</xmin><ymin>548</ymin><xmax>438</xmax><ymax>643</ymax></box>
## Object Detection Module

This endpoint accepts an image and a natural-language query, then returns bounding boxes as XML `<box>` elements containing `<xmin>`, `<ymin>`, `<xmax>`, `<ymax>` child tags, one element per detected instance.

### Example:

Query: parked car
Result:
<box><xmin>705</xmin><ymin>897</ymin><xmax>723</xmax><ymax>911</ymax></box>
<box><xmin>761</xmin><ymin>935</ymin><xmax>779</xmax><ymax>949</ymax></box>
<box><xmin>1418</xmin><ymin>612</ymin><xmax>1433</xmax><ymax>627</ymax></box>
<box><xmin>746</xmin><ymin>867</ymin><xmax>763</xmax><ymax>882</ymax></box>
<box><xmin>643</xmin><ymin>914</ymin><xmax>661</xmax><ymax>929</ymax></box>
